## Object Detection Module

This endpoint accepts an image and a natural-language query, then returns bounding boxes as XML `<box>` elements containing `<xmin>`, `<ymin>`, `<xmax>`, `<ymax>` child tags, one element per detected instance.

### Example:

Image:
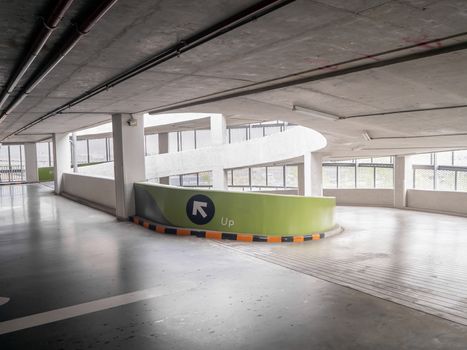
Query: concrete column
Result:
<box><xmin>297</xmin><ymin>163</ymin><xmax>304</xmax><ymax>196</ymax></box>
<box><xmin>394</xmin><ymin>155</ymin><xmax>413</xmax><ymax>208</ymax></box>
<box><xmin>303</xmin><ymin>152</ymin><xmax>323</xmax><ymax>196</ymax></box>
<box><xmin>210</xmin><ymin>114</ymin><xmax>227</xmax><ymax>189</ymax></box>
<box><xmin>112</xmin><ymin>113</ymin><xmax>145</xmax><ymax>220</ymax></box>
<box><xmin>158</xmin><ymin>132</ymin><xmax>169</xmax><ymax>185</ymax></box>
<box><xmin>210</xmin><ymin>114</ymin><xmax>227</xmax><ymax>145</ymax></box>
<box><xmin>71</xmin><ymin>133</ymin><xmax>78</xmax><ymax>173</ymax></box>
<box><xmin>24</xmin><ymin>143</ymin><xmax>39</xmax><ymax>182</ymax></box>
<box><xmin>212</xmin><ymin>167</ymin><xmax>227</xmax><ymax>190</ymax></box>
<box><xmin>52</xmin><ymin>133</ymin><xmax>71</xmax><ymax>194</ymax></box>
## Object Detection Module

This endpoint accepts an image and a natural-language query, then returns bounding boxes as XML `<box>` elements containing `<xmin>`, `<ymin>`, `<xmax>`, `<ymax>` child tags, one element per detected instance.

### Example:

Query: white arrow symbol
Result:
<box><xmin>192</xmin><ymin>201</ymin><xmax>208</xmax><ymax>218</ymax></box>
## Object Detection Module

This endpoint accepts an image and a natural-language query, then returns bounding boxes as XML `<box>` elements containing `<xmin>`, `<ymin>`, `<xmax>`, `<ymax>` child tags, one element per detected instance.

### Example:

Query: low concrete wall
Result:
<box><xmin>407</xmin><ymin>189</ymin><xmax>467</xmax><ymax>216</ymax></box>
<box><xmin>135</xmin><ymin>183</ymin><xmax>335</xmax><ymax>235</ymax></box>
<box><xmin>62</xmin><ymin>173</ymin><xmax>116</xmax><ymax>211</ymax></box>
<box><xmin>323</xmin><ymin>188</ymin><xmax>395</xmax><ymax>207</ymax></box>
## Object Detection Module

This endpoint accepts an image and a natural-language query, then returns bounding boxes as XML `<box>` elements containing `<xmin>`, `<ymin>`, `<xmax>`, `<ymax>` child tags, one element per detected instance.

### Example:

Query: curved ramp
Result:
<box><xmin>79</xmin><ymin>126</ymin><xmax>326</xmax><ymax>179</ymax></box>
<box><xmin>135</xmin><ymin>182</ymin><xmax>335</xmax><ymax>236</ymax></box>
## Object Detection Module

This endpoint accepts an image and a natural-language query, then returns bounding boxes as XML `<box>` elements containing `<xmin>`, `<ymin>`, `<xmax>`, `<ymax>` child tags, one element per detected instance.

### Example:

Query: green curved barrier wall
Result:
<box><xmin>134</xmin><ymin>183</ymin><xmax>336</xmax><ymax>236</ymax></box>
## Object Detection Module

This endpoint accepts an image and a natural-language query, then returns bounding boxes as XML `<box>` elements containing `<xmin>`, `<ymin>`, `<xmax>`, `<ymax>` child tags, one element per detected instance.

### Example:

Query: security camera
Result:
<box><xmin>127</xmin><ymin>117</ymin><xmax>137</xmax><ymax>126</ymax></box>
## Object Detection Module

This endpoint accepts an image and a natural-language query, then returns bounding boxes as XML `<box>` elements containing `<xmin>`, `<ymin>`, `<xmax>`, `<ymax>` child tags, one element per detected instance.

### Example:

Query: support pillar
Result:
<box><xmin>112</xmin><ymin>113</ymin><xmax>145</xmax><ymax>220</ymax></box>
<box><xmin>52</xmin><ymin>133</ymin><xmax>71</xmax><ymax>194</ymax></box>
<box><xmin>297</xmin><ymin>163</ymin><xmax>304</xmax><ymax>196</ymax></box>
<box><xmin>24</xmin><ymin>143</ymin><xmax>39</xmax><ymax>182</ymax></box>
<box><xmin>394</xmin><ymin>155</ymin><xmax>413</xmax><ymax>208</ymax></box>
<box><xmin>212</xmin><ymin>167</ymin><xmax>228</xmax><ymax>190</ymax></box>
<box><xmin>210</xmin><ymin>114</ymin><xmax>227</xmax><ymax>189</ymax></box>
<box><xmin>303</xmin><ymin>152</ymin><xmax>323</xmax><ymax>196</ymax></box>
<box><xmin>71</xmin><ymin>132</ymin><xmax>78</xmax><ymax>173</ymax></box>
<box><xmin>158</xmin><ymin>132</ymin><xmax>169</xmax><ymax>185</ymax></box>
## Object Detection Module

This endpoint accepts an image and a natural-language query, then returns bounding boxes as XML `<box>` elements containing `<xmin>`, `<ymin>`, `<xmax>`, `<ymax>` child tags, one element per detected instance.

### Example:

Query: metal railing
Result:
<box><xmin>0</xmin><ymin>165</ymin><xmax>26</xmax><ymax>183</ymax></box>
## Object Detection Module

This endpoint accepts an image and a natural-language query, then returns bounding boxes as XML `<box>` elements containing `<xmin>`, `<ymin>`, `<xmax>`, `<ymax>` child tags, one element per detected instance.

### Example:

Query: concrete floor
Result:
<box><xmin>1</xmin><ymin>184</ymin><xmax>467</xmax><ymax>349</ymax></box>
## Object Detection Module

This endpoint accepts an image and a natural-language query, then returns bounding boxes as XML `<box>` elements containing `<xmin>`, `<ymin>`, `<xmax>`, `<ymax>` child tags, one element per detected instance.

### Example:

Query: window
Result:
<box><xmin>251</xmin><ymin>167</ymin><xmax>266</xmax><ymax>187</ymax></box>
<box><xmin>88</xmin><ymin>139</ymin><xmax>106</xmax><ymax>163</ymax></box>
<box><xmin>0</xmin><ymin>145</ymin><xmax>25</xmax><ymax>182</ymax></box>
<box><xmin>267</xmin><ymin>166</ymin><xmax>284</xmax><ymax>187</ymax></box>
<box><xmin>145</xmin><ymin>134</ymin><xmax>158</xmax><ymax>156</ymax></box>
<box><xmin>323</xmin><ymin>157</ymin><xmax>394</xmax><ymax>189</ymax></box>
<box><xmin>229</xmin><ymin>128</ymin><xmax>247</xmax><ymax>143</ymax></box>
<box><xmin>37</xmin><ymin>142</ymin><xmax>52</xmax><ymax>167</ymax></box>
<box><xmin>195</xmin><ymin>129</ymin><xmax>211</xmax><ymax>149</ymax></box>
<box><xmin>181</xmin><ymin>131</ymin><xmax>195</xmax><ymax>151</ymax></box>
<box><xmin>285</xmin><ymin>166</ymin><xmax>298</xmax><ymax>187</ymax></box>
<box><xmin>412</xmin><ymin>150</ymin><xmax>467</xmax><ymax>192</ymax></box>
<box><xmin>232</xmin><ymin>168</ymin><xmax>249</xmax><ymax>186</ymax></box>
<box><xmin>76</xmin><ymin>140</ymin><xmax>88</xmax><ymax>164</ymax></box>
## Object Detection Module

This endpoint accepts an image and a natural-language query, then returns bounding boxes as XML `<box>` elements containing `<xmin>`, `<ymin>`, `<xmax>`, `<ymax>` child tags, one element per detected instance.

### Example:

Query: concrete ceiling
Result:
<box><xmin>1</xmin><ymin>0</ymin><xmax>467</xmax><ymax>158</ymax></box>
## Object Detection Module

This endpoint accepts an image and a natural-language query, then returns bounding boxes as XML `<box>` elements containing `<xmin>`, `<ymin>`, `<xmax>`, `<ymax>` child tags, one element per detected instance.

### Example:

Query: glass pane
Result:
<box><xmin>232</xmin><ymin>168</ymin><xmax>249</xmax><ymax>186</ymax></box>
<box><xmin>322</xmin><ymin>166</ymin><xmax>337</xmax><ymax>189</ymax></box>
<box><xmin>436</xmin><ymin>151</ymin><xmax>453</xmax><ymax>166</ymax></box>
<box><xmin>454</xmin><ymin>150</ymin><xmax>467</xmax><ymax>166</ymax></box>
<box><xmin>285</xmin><ymin>165</ymin><xmax>298</xmax><ymax>187</ymax></box>
<box><xmin>227</xmin><ymin>170</ymin><xmax>232</xmax><ymax>186</ymax></box>
<box><xmin>375</xmin><ymin>167</ymin><xmax>393</xmax><ymax>188</ymax></box>
<box><xmin>145</xmin><ymin>134</ymin><xmax>158</xmax><ymax>155</ymax></box>
<box><xmin>267</xmin><ymin>166</ymin><xmax>284</xmax><ymax>187</ymax></box>
<box><xmin>251</xmin><ymin>167</ymin><xmax>266</xmax><ymax>187</ymax></box>
<box><xmin>36</xmin><ymin>142</ymin><xmax>50</xmax><ymax>167</ymax></box>
<box><xmin>411</xmin><ymin>153</ymin><xmax>432</xmax><ymax>165</ymax></box>
<box><xmin>168</xmin><ymin>132</ymin><xmax>178</xmax><ymax>152</ymax></box>
<box><xmin>76</xmin><ymin>140</ymin><xmax>88</xmax><ymax>164</ymax></box>
<box><xmin>182</xmin><ymin>173</ymin><xmax>197</xmax><ymax>186</ymax></box>
<box><xmin>338</xmin><ymin>166</ymin><xmax>355</xmax><ymax>188</ymax></box>
<box><xmin>229</xmin><ymin>128</ymin><xmax>247</xmax><ymax>143</ymax></box>
<box><xmin>357</xmin><ymin>166</ymin><xmax>374</xmax><ymax>188</ymax></box>
<box><xmin>264</xmin><ymin>125</ymin><xmax>281</xmax><ymax>136</ymax></box>
<box><xmin>181</xmin><ymin>131</ymin><xmax>195</xmax><ymax>151</ymax></box>
<box><xmin>195</xmin><ymin>129</ymin><xmax>211</xmax><ymax>149</ymax></box>
<box><xmin>414</xmin><ymin>168</ymin><xmax>434</xmax><ymax>190</ymax></box>
<box><xmin>169</xmin><ymin>175</ymin><xmax>180</xmax><ymax>186</ymax></box>
<box><xmin>9</xmin><ymin>145</ymin><xmax>21</xmax><ymax>166</ymax></box>
<box><xmin>249</xmin><ymin>126</ymin><xmax>263</xmax><ymax>139</ymax></box>
<box><xmin>437</xmin><ymin>169</ymin><xmax>455</xmax><ymax>191</ymax></box>
<box><xmin>88</xmin><ymin>139</ymin><xmax>107</xmax><ymax>163</ymax></box>
<box><xmin>457</xmin><ymin>171</ymin><xmax>467</xmax><ymax>192</ymax></box>
<box><xmin>198</xmin><ymin>171</ymin><xmax>212</xmax><ymax>186</ymax></box>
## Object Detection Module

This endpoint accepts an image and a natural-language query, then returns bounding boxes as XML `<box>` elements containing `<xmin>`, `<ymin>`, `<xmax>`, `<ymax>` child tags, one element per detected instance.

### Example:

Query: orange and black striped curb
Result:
<box><xmin>129</xmin><ymin>216</ymin><xmax>330</xmax><ymax>243</ymax></box>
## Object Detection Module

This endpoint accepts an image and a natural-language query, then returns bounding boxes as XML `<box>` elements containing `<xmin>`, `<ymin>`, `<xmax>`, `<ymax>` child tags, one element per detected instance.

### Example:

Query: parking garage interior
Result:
<box><xmin>1</xmin><ymin>0</ymin><xmax>467</xmax><ymax>349</ymax></box>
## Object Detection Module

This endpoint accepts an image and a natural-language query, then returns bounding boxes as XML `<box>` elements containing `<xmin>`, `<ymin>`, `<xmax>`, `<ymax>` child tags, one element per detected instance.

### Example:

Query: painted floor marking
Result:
<box><xmin>0</xmin><ymin>297</ymin><xmax>9</xmax><ymax>306</ymax></box>
<box><xmin>0</xmin><ymin>284</ymin><xmax>193</xmax><ymax>335</ymax></box>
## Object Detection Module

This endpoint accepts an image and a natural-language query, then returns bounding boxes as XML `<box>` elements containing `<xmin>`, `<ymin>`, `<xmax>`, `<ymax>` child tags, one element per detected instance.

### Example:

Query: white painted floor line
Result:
<box><xmin>0</xmin><ymin>284</ymin><xmax>193</xmax><ymax>335</ymax></box>
<box><xmin>0</xmin><ymin>297</ymin><xmax>10</xmax><ymax>306</ymax></box>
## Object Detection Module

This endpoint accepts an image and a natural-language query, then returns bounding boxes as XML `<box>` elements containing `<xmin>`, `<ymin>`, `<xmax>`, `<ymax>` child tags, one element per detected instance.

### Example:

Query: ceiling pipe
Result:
<box><xmin>7</xmin><ymin>0</ymin><xmax>295</xmax><ymax>139</ymax></box>
<box><xmin>0</xmin><ymin>0</ymin><xmax>118</xmax><ymax>121</ymax></box>
<box><xmin>0</xmin><ymin>0</ymin><xmax>75</xmax><ymax>112</ymax></box>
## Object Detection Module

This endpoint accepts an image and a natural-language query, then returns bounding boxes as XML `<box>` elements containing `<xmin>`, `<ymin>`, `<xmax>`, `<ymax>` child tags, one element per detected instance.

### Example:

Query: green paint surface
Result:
<box><xmin>135</xmin><ymin>183</ymin><xmax>336</xmax><ymax>235</ymax></box>
<box><xmin>38</xmin><ymin>167</ymin><xmax>54</xmax><ymax>182</ymax></box>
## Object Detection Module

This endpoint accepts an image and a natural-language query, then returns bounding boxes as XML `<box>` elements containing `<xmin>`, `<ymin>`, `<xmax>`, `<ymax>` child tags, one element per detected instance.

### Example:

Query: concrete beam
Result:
<box><xmin>112</xmin><ymin>113</ymin><xmax>145</xmax><ymax>220</ymax></box>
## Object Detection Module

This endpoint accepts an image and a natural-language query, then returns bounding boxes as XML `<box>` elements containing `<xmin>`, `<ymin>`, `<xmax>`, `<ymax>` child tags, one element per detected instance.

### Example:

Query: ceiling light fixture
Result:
<box><xmin>362</xmin><ymin>130</ymin><xmax>372</xmax><ymax>141</ymax></box>
<box><xmin>292</xmin><ymin>105</ymin><xmax>341</xmax><ymax>121</ymax></box>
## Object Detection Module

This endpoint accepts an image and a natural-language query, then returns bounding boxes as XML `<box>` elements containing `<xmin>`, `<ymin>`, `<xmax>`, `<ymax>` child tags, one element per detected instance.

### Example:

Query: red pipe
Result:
<box><xmin>0</xmin><ymin>0</ymin><xmax>75</xmax><ymax>111</ymax></box>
